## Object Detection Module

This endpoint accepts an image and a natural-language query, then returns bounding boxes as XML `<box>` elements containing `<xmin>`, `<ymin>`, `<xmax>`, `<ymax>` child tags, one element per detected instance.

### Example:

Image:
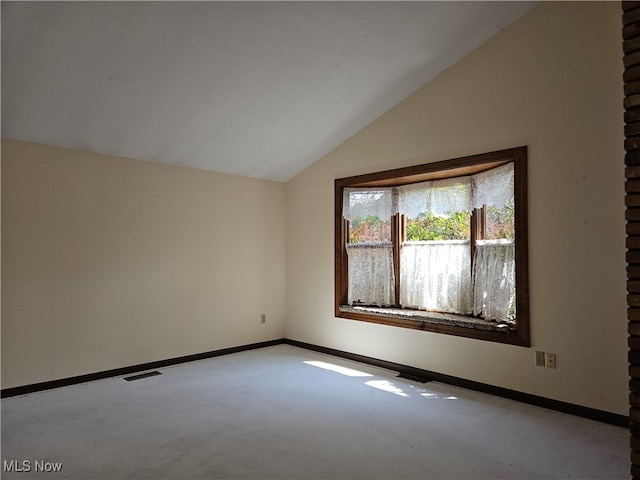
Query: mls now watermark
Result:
<box><xmin>3</xmin><ymin>459</ymin><xmax>63</xmax><ymax>473</ymax></box>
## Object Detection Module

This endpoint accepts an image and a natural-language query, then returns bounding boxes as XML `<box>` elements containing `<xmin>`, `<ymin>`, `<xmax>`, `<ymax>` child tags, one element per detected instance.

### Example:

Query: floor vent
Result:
<box><xmin>397</xmin><ymin>372</ymin><xmax>431</xmax><ymax>383</ymax></box>
<box><xmin>124</xmin><ymin>371</ymin><xmax>162</xmax><ymax>382</ymax></box>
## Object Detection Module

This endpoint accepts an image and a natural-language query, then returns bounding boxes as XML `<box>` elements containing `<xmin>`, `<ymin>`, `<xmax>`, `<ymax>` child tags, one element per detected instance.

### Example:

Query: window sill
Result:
<box><xmin>338</xmin><ymin>305</ymin><xmax>528</xmax><ymax>346</ymax></box>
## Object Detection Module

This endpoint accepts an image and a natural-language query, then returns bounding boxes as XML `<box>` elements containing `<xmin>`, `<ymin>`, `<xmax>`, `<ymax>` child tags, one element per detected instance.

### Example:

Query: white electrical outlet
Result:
<box><xmin>535</xmin><ymin>351</ymin><xmax>546</xmax><ymax>367</ymax></box>
<box><xmin>545</xmin><ymin>353</ymin><xmax>556</xmax><ymax>369</ymax></box>
<box><xmin>260</xmin><ymin>313</ymin><xmax>266</xmax><ymax>324</ymax></box>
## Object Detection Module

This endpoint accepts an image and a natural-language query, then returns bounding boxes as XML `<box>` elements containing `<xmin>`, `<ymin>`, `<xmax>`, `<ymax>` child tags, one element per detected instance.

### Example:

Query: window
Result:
<box><xmin>335</xmin><ymin>147</ymin><xmax>529</xmax><ymax>346</ymax></box>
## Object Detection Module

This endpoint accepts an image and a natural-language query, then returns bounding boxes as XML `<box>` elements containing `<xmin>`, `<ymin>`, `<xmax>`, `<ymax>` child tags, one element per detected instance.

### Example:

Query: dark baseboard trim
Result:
<box><xmin>1</xmin><ymin>339</ymin><xmax>285</xmax><ymax>398</ymax></box>
<box><xmin>284</xmin><ymin>338</ymin><xmax>630</xmax><ymax>428</ymax></box>
<box><xmin>2</xmin><ymin>337</ymin><xmax>629</xmax><ymax>428</ymax></box>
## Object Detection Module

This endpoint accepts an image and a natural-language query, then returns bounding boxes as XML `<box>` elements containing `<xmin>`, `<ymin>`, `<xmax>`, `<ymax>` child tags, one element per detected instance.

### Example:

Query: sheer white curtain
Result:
<box><xmin>472</xmin><ymin>239</ymin><xmax>516</xmax><ymax>321</ymax></box>
<box><xmin>347</xmin><ymin>243</ymin><xmax>394</xmax><ymax>306</ymax></box>
<box><xmin>398</xmin><ymin>177</ymin><xmax>471</xmax><ymax>218</ymax></box>
<box><xmin>471</xmin><ymin>164</ymin><xmax>516</xmax><ymax>321</ymax></box>
<box><xmin>472</xmin><ymin>163</ymin><xmax>514</xmax><ymax>210</ymax></box>
<box><xmin>342</xmin><ymin>163</ymin><xmax>516</xmax><ymax>318</ymax></box>
<box><xmin>398</xmin><ymin>178</ymin><xmax>473</xmax><ymax>314</ymax></box>
<box><xmin>343</xmin><ymin>188</ymin><xmax>395</xmax><ymax>306</ymax></box>
<box><xmin>400</xmin><ymin>241</ymin><xmax>472</xmax><ymax>314</ymax></box>
<box><xmin>343</xmin><ymin>187</ymin><xmax>394</xmax><ymax>221</ymax></box>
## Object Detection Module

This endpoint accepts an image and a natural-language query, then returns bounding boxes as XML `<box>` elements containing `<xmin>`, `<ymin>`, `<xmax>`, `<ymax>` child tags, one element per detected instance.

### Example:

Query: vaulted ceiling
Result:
<box><xmin>2</xmin><ymin>1</ymin><xmax>537</xmax><ymax>181</ymax></box>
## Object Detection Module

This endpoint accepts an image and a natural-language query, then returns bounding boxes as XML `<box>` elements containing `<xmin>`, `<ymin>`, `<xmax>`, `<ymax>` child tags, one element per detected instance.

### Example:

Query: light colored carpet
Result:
<box><xmin>1</xmin><ymin>344</ymin><xmax>628</xmax><ymax>479</ymax></box>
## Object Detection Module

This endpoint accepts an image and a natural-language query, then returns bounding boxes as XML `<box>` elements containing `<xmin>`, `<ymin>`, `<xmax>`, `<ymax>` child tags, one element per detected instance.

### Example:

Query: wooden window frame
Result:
<box><xmin>334</xmin><ymin>147</ymin><xmax>530</xmax><ymax>346</ymax></box>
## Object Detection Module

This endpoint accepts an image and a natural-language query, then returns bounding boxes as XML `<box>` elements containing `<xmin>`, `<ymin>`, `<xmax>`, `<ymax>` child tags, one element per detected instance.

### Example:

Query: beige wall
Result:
<box><xmin>1</xmin><ymin>2</ymin><xmax>628</xmax><ymax>416</ymax></box>
<box><xmin>1</xmin><ymin>139</ymin><xmax>286</xmax><ymax>388</ymax></box>
<box><xmin>285</xmin><ymin>2</ymin><xmax>627</xmax><ymax>415</ymax></box>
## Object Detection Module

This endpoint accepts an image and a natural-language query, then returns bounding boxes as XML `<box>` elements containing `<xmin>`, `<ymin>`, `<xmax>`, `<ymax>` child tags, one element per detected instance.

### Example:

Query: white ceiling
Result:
<box><xmin>2</xmin><ymin>1</ymin><xmax>537</xmax><ymax>182</ymax></box>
